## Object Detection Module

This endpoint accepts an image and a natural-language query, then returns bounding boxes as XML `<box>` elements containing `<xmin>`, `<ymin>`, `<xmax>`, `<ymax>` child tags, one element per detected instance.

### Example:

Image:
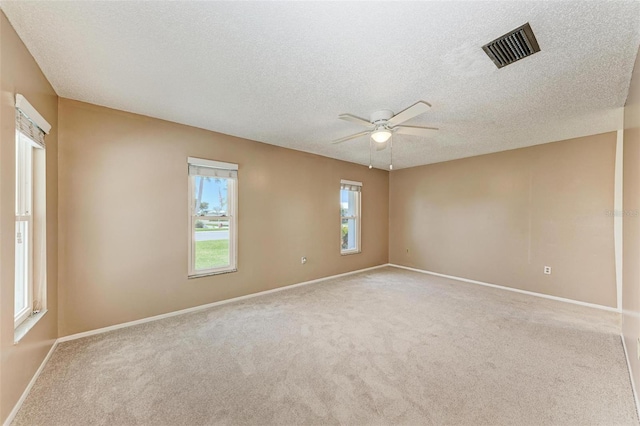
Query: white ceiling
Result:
<box><xmin>2</xmin><ymin>1</ymin><xmax>639</xmax><ymax>170</ymax></box>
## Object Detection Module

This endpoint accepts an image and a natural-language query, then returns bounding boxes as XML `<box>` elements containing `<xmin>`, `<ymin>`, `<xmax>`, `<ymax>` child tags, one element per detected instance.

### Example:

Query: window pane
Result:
<box><xmin>340</xmin><ymin>189</ymin><xmax>358</xmax><ymax>216</ymax></box>
<box><xmin>15</xmin><ymin>220</ymin><xmax>28</xmax><ymax>315</ymax></box>
<box><xmin>15</xmin><ymin>132</ymin><xmax>33</xmax><ymax>215</ymax></box>
<box><xmin>341</xmin><ymin>218</ymin><xmax>357</xmax><ymax>251</ymax></box>
<box><xmin>194</xmin><ymin>218</ymin><xmax>230</xmax><ymax>270</ymax></box>
<box><xmin>193</xmin><ymin>176</ymin><xmax>230</xmax><ymax>216</ymax></box>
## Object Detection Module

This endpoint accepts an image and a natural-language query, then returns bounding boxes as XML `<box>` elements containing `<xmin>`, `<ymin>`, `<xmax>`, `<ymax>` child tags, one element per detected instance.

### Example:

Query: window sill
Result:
<box><xmin>189</xmin><ymin>268</ymin><xmax>237</xmax><ymax>279</ymax></box>
<box><xmin>341</xmin><ymin>250</ymin><xmax>361</xmax><ymax>256</ymax></box>
<box><xmin>14</xmin><ymin>310</ymin><xmax>48</xmax><ymax>344</ymax></box>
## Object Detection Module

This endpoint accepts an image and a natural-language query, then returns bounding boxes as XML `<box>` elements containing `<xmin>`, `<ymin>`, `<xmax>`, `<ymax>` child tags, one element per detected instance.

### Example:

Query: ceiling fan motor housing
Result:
<box><xmin>370</xmin><ymin>110</ymin><xmax>394</xmax><ymax>125</ymax></box>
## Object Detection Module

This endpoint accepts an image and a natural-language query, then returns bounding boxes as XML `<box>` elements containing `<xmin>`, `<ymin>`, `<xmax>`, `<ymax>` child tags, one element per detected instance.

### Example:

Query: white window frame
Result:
<box><xmin>340</xmin><ymin>179</ymin><xmax>362</xmax><ymax>255</ymax></box>
<box><xmin>14</xmin><ymin>95</ymin><xmax>49</xmax><ymax>339</ymax></box>
<box><xmin>15</xmin><ymin>131</ymin><xmax>33</xmax><ymax>328</ymax></box>
<box><xmin>188</xmin><ymin>157</ymin><xmax>238</xmax><ymax>277</ymax></box>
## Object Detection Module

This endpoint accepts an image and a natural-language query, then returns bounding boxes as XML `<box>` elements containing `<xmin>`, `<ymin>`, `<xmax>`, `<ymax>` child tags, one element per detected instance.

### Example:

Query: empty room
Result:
<box><xmin>1</xmin><ymin>1</ymin><xmax>640</xmax><ymax>425</ymax></box>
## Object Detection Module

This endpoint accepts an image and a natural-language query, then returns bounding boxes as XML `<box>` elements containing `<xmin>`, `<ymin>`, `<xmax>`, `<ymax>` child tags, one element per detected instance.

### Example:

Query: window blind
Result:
<box><xmin>188</xmin><ymin>164</ymin><xmax>237</xmax><ymax>179</ymax></box>
<box><xmin>188</xmin><ymin>157</ymin><xmax>238</xmax><ymax>179</ymax></box>
<box><xmin>340</xmin><ymin>179</ymin><xmax>362</xmax><ymax>192</ymax></box>
<box><xmin>15</xmin><ymin>109</ymin><xmax>46</xmax><ymax>149</ymax></box>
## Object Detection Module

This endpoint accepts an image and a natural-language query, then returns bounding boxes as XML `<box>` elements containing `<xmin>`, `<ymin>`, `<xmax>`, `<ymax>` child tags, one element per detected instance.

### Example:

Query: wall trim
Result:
<box><xmin>615</xmin><ymin>129</ymin><xmax>624</xmax><ymax>310</ymax></box>
<box><xmin>389</xmin><ymin>263</ymin><xmax>620</xmax><ymax>313</ymax></box>
<box><xmin>58</xmin><ymin>263</ymin><xmax>390</xmax><ymax>343</ymax></box>
<box><xmin>621</xmin><ymin>334</ymin><xmax>640</xmax><ymax>419</ymax></box>
<box><xmin>3</xmin><ymin>340</ymin><xmax>58</xmax><ymax>426</ymax></box>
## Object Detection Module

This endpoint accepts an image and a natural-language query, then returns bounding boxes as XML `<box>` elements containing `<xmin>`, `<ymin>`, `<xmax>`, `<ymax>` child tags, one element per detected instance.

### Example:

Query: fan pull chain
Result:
<box><xmin>389</xmin><ymin>133</ymin><xmax>393</xmax><ymax>170</ymax></box>
<box><xmin>369</xmin><ymin>135</ymin><xmax>373</xmax><ymax>169</ymax></box>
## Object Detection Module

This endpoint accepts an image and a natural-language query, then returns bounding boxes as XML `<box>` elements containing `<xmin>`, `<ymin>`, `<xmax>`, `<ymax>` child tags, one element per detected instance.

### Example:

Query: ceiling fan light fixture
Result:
<box><xmin>371</xmin><ymin>127</ymin><xmax>392</xmax><ymax>143</ymax></box>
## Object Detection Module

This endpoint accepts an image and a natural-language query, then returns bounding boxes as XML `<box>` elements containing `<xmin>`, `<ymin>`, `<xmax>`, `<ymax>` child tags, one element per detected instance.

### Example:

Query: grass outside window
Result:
<box><xmin>194</xmin><ymin>240</ymin><xmax>230</xmax><ymax>271</ymax></box>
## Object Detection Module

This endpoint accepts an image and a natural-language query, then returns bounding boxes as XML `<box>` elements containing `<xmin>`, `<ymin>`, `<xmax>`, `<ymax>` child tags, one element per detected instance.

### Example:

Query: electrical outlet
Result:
<box><xmin>544</xmin><ymin>266</ymin><xmax>552</xmax><ymax>275</ymax></box>
<box><xmin>301</xmin><ymin>256</ymin><xmax>307</xmax><ymax>265</ymax></box>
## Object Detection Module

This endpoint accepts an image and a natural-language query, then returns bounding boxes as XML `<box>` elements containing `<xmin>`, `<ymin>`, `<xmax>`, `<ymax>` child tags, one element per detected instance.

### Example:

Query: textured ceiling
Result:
<box><xmin>2</xmin><ymin>1</ymin><xmax>639</xmax><ymax>169</ymax></box>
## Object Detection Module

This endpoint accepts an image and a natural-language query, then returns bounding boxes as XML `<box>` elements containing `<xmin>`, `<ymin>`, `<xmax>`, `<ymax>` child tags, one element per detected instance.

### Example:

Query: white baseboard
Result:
<box><xmin>3</xmin><ymin>340</ymin><xmax>58</xmax><ymax>426</ymax></box>
<box><xmin>389</xmin><ymin>263</ymin><xmax>620</xmax><ymax>313</ymax></box>
<box><xmin>58</xmin><ymin>263</ymin><xmax>390</xmax><ymax>343</ymax></box>
<box><xmin>621</xmin><ymin>334</ymin><xmax>640</xmax><ymax>419</ymax></box>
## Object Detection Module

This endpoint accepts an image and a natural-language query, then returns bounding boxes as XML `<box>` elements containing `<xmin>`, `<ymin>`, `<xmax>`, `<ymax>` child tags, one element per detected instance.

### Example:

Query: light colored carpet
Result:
<box><xmin>13</xmin><ymin>267</ymin><xmax>639</xmax><ymax>425</ymax></box>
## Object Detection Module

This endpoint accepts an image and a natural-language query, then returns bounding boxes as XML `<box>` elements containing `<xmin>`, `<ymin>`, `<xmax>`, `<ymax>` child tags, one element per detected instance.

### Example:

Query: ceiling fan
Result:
<box><xmin>332</xmin><ymin>101</ymin><xmax>438</xmax><ymax>151</ymax></box>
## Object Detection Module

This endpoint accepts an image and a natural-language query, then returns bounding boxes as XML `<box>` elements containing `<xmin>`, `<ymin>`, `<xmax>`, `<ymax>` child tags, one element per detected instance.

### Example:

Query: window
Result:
<box><xmin>14</xmin><ymin>95</ymin><xmax>49</xmax><ymax>331</ymax></box>
<box><xmin>188</xmin><ymin>157</ymin><xmax>238</xmax><ymax>277</ymax></box>
<box><xmin>340</xmin><ymin>179</ymin><xmax>361</xmax><ymax>254</ymax></box>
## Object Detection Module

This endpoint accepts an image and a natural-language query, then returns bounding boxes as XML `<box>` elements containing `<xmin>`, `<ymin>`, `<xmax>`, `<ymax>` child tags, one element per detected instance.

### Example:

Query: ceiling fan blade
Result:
<box><xmin>388</xmin><ymin>101</ymin><xmax>432</xmax><ymax>126</ymax></box>
<box><xmin>332</xmin><ymin>131</ymin><xmax>370</xmax><ymax>144</ymax></box>
<box><xmin>375</xmin><ymin>141</ymin><xmax>388</xmax><ymax>151</ymax></box>
<box><xmin>339</xmin><ymin>114</ymin><xmax>373</xmax><ymax>128</ymax></box>
<box><xmin>393</xmin><ymin>125</ymin><xmax>439</xmax><ymax>137</ymax></box>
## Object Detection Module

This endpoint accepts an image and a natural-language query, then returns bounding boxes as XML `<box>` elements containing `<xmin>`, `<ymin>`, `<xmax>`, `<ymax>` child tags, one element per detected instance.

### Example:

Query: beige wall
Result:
<box><xmin>57</xmin><ymin>99</ymin><xmax>389</xmax><ymax>337</ymax></box>
<box><xmin>0</xmin><ymin>12</ymin><xmax>59</xmax><ymax>423</ymax></box>
<box><xmin>389</xmin><ymin>132</ymin><xmax>617</xmax><ymax>307</ymax></box>
<box><xmin>623</xmin><ymin>46</ymin><xmax>640</xmax><ymax>402</ymax></box>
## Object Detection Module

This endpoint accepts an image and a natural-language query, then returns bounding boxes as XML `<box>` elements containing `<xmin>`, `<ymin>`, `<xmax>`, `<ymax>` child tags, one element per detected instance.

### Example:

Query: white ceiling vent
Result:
<box><xmin>482</xmin><ymin>23</ymin><xmax>541</xmax><ymax>69</ymax></box>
